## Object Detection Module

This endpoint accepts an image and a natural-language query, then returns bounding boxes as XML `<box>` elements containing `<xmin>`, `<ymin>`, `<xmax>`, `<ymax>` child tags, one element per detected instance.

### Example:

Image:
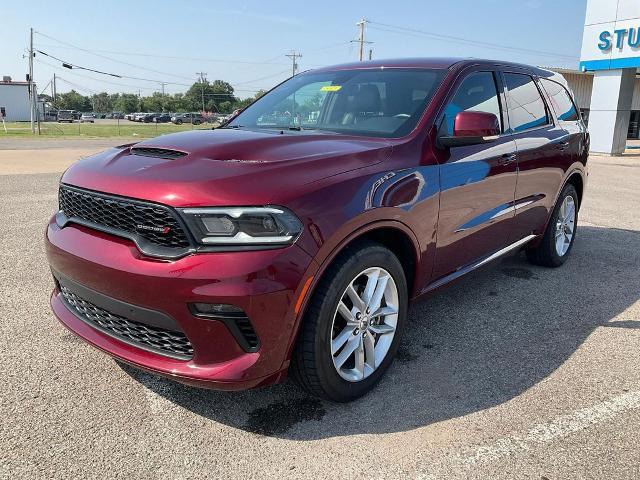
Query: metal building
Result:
<box><xmin>0</xmin><ymin>78</ymin><xmax>34</xmax><ymax>121</ymax></box>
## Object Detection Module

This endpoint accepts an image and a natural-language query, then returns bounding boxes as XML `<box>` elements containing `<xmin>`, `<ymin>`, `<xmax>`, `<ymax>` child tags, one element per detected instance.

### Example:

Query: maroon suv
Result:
<box><xmin>46</xmin><ymin>58</ymin><xmax>588</xmax><ymax>402</ymax></box>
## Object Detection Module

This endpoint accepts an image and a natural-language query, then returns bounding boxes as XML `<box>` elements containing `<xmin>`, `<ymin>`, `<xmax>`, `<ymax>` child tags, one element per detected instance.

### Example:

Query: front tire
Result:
<box><xmin>526</xmin><ymin>184</ymin><xmax>578</xmax><ymax>267</ymax></box>
<box><xmin>291</xmin><ymin>241</ymin><xmax>408</xmax><ymax>402</ymax></box>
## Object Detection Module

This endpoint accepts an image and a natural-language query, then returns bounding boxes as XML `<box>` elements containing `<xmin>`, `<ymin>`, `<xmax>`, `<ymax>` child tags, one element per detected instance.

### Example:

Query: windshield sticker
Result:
<box><xmin>320</xmin><ymin>85</ymin><xmax>342</xmax><ymax>92</ymax></box>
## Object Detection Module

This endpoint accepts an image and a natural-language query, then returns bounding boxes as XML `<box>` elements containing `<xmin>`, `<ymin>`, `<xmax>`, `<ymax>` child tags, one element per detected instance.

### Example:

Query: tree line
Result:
<box><xmin>42</xmin><ymin>79</ymin><xmax>266</xmax><ymax>114</ymax></box>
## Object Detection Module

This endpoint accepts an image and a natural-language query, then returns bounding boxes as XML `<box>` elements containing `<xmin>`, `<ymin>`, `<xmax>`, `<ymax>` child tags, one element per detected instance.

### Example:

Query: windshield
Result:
<box><xmin>229</xmin><ymin>68</ymin><xmax>446</xmax><ymax>138</ymax></box>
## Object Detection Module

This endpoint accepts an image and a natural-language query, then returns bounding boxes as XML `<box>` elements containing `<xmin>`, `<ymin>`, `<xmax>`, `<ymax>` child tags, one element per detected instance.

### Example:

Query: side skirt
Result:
<box><xmin>422</xmin><ymin>234</ymin><xmax>538</xmax><ymax>294</ymax></box>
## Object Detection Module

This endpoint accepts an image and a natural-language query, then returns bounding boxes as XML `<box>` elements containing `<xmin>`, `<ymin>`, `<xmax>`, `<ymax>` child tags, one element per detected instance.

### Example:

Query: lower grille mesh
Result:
<box><xmin>60</xmin><ymin>284</ymin><xmax>193</xmax><ymax>359</ymax></box>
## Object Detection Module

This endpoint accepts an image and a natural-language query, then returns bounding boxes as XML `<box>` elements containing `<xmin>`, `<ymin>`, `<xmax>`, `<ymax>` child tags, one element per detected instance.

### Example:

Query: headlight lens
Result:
<box><xmin>180</xmin><ymin>206</ymin><xmax>303</xmax><ymax>246</ymax></box>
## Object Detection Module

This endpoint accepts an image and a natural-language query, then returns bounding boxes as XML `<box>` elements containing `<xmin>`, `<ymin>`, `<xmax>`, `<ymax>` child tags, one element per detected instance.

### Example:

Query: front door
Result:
<box><xmin>432</xmin><ymin>69</ymin><xmax>518</xmax><ymax>280</ymax></box>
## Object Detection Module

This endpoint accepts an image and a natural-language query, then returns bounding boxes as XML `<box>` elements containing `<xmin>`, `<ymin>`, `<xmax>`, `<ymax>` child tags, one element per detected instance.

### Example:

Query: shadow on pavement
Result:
<box><xmin>119</xmin><ymin>225</ymin><xmax>640</xmax><ymax>439</ymax></box>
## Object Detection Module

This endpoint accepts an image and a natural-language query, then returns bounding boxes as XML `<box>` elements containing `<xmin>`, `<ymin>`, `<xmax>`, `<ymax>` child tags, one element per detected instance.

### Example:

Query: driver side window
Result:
<box><xmin>444</xmin><ymin>71</ymin><xmax>503</xmax><ymax>135</ymax></box>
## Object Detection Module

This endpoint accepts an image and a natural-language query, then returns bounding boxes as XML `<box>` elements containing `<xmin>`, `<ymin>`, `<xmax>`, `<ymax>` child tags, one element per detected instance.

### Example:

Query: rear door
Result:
<box><xmin>432</xmin><ymin>68</ymin><xmax>518</xmax><ymax>280</ymax></box>
<box><xmin>538</xmin><ymin>77</ymin><xmax>587</xmax><ymax>166</ymax></box>
<box><xmin>500</xmin><ymin>69</ymin><xmax>572</xmax><ymax>243</ymax></box>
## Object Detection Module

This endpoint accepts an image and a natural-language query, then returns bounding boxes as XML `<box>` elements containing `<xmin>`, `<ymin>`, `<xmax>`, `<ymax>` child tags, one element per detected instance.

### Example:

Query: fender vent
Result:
<box><xmin>130</xmin><ymin>147</ymin><xmax>188</xmax><ymax>159</ymax></box>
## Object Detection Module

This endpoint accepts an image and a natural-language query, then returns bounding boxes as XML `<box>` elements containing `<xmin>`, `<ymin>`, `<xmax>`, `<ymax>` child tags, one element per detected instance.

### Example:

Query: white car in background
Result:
<box><xmin>79</xmin><ymin>113</ymin><xmax>95</xmax><ymax>123</ymax></box>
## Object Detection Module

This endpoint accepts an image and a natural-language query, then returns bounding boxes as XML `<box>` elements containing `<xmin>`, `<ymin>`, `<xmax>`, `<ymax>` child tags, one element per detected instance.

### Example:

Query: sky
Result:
<box><xmin>1</xmin><ymin>0</ymin><xmax>588</xmax><ymax>99</ymax></box>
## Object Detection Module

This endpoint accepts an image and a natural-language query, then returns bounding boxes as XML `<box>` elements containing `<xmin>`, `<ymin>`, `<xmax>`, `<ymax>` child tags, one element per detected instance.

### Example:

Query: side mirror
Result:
<box><xmin>439</xmin><ymin>111</ymin><xmax>500</xmax><ymax>148</ymax></box>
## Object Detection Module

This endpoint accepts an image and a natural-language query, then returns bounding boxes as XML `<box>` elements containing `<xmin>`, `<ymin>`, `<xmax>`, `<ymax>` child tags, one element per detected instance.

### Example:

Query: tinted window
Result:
<box><xmin>444</xmin><ymin>71</ymin><xmax>503</xmax><ymax>135</ymax></box>
<box><xmin>504</xmin><ymin>73</ymin><xmax>549</xmax><ymax>133</ymax></box>
<box><xmin>540</xmin><ymin>78</ymin><xmax>579</xmax><ymax>122</ymax></box>
<box><xmin>230</xmin><ymin>69</ymin><xmax>446</xmax><ymax>138</ymax></box>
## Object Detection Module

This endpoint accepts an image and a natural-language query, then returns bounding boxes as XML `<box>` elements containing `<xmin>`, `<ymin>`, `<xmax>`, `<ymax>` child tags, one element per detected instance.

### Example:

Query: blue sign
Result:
<box><xmin>598</xmin><ymin>28</ymin><xmax>640</xmax><ymax>51</ymax></box>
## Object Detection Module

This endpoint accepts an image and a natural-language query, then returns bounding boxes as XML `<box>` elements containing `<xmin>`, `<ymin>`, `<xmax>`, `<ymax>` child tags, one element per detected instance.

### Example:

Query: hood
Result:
<box><xmin>62</xmin><ymin>128</ymin><xmax>392</xmax><ymax>207</ymax></box>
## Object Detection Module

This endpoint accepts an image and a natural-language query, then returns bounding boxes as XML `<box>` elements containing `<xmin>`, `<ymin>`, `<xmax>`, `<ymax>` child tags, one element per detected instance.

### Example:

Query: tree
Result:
<box><xmin>185</xmin><ymin>79</ymin><xmax>236</xmax><ymax>113</ymax></box>
<box><xmin>58</xmin><ymin>90</ymin><xmax>92</xmax><ymax>111</ymax></box>
<box><xmin>91</xmin><ymin>92</ymin><xmax>113</xmax><ymax>113</ymax></box>
<box><xmin>113</xmin><ymin>94</ymin><xmax>139</xmax><ymax>113</ymax></box>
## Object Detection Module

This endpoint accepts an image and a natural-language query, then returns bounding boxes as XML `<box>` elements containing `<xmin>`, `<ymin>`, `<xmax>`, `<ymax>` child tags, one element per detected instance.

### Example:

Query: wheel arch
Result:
<box><xmin>565</xmin><ymin>170</ymin><xmax>585</xmax><ymax>209</ymax></box>
<box><xmin>283</xmin><ymin>220</ymin><xmax>422</xmax><ymax>363</ymax></box>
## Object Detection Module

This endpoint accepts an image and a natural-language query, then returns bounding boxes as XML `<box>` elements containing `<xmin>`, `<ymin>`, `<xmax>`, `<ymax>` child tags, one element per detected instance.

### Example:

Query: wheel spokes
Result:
<box><xmin>334</xmin><ymin>336</ymin><xmax>360</xmax><ymax>368</ymax></box>
<box><xmin>369</xmin><ymin>323</ymin><xmax>395</xmax><ymax>335</ymax></box>
<box><xmin>368</xmin><ymin>274</ymin><xmax>389</xmax><ymax>313</ymax></box>
<box><xmin>363</xmin><ymin>333</ymin><xmax>376</xmax><ymax>368</ymax></box>
<box><xmin>354</xmin><ymin>337</ymin><xmax>365</xmax><ymax>380</ymax></box>
<box><xmin>332</xmin><ymin>326</ymin><xmax>353</xmax><ymax>355</ymax></box>
<box><xmin>361</xmin><ymin>269</ymin><xmax>380</xmax><ymax>306</ymax></box>
<box><xmin>331</xmin><ymin>266</ymin><xmax>400</xmax><ymax>382</ymax></box>
<box><xmin>337</xmin><ymin>301</ymin><xmax>356</xmax><ymax>324</ymax></box>
<box><xmin>346</xmin><ymin>284</ymin><xmax>366</xmax><ymax>312</ymax></box>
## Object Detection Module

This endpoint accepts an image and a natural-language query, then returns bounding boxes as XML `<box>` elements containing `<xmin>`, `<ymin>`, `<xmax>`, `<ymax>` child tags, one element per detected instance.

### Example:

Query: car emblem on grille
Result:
<box><xmin>136</xmin><ymin>224</ymin><xmax>171</xmax><ymax>234</ymax></box>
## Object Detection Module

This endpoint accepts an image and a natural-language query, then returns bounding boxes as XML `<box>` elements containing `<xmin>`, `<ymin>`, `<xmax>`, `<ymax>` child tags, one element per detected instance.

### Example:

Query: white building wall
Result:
<box><xmin>0</xmin><ymin>84</ymin><xmax>32</xmax><ymax>121</ymax></box>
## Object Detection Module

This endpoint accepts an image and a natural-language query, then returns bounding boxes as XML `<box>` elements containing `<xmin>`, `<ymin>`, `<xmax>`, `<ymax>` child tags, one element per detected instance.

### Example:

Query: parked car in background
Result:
<box><xmin>171</xmin><ymin>112</ymin><xmax>204</xmax><ymax>125</ymax></box>
<box><xmin>79</xmin><ymin>113</ymin><xmax>95</xmax><ymax>123</ymax></box>
<box><xmin>153</xmin><ymin>113</ymin><xmax>172</xmax><ymax>123</ymax></box>
<box><xmin>134</xmin><ymin>113</ymin><xmax>148</xmax><ymax>122</ymax></box>
<box><xmin>124</xmin><ymin>113</ymin><xmax>136</xmax><ymax>121</ymax></box>
<box><xmin>141</xmin><ymin>113</ymin><xmax>161</xmax><ymax>123</ymax></box>
<box><xmin>57</xmin><ymin>110</ymin><xmax>76</xmax><ymax>123</ymax></box>
<box><xmin>111</xmin><ymin>112</ymin><xmax>125</xmax><ymax>119</ymax></box>
<box><xmin>45</xmin><ymin>58</ymin><xmax>588</xmax><ymax>402</ymax></box>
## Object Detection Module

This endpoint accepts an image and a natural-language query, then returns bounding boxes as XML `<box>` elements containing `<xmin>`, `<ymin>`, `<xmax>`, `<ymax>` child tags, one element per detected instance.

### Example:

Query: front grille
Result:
<box><xmin>130</xmin><ymin>147</ymin><xmax>188</xmax><ymax>159</ymax></box>
<box><xmin>60</xmin><ymin>284</ymin><xmax>193</xmax><ymax>359</ymax></box>
<box><xmin>58</xmin><ymin>185</ymin><xmax>191</xmax><ymax>250</ymax></box>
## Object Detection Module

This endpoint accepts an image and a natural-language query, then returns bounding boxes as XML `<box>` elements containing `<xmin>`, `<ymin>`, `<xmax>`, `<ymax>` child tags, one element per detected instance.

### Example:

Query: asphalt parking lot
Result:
<box><xmin>1</xmin><ymin>139</ymin><xmax>639</xmax><ymax>479</ymax></box>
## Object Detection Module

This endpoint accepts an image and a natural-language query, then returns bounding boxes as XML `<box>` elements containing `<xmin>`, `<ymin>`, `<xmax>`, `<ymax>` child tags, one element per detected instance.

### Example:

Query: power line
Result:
<box><xmin>34</xmin><ymin>30</ymin><xmax>195</xmax><ymax>81</ymax></box>
<box><xmin>35</xmin><ymin>57</ymin><xmax>261</xmax><ymax>96</ymax></box>
<box><xmin>33</xmin><ymin>42</ymin><xmax>293</xmax><ymax>66</ymax></box>
<box><xmin>367</xmin><ymin>20</ymin><xmax>579</xmax><ymax>61</ymax></box>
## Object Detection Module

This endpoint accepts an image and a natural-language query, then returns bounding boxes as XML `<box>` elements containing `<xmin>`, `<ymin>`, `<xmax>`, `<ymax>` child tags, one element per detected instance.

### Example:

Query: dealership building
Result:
<box><xmin>575</xmin><ymin>0</ymin><xmax>640</xmax><ymax>154</ymax></box>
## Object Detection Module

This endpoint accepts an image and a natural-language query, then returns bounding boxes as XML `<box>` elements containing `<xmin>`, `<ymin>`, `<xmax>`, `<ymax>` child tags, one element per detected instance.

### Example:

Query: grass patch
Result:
<box><xmin>0</xmin><ymin>121</ymin><xmax>212</xmax><ymax>138</ymax></box>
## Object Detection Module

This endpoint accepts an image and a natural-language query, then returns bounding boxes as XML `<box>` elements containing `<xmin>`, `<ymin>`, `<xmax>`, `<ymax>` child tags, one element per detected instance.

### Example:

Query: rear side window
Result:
<box><xmin>443</xmin><ymin>71</ymin><xmax>503</xmax><ymax>135</ymax></box>
<box><xmin>540</xmin><ymin>78</ymin><xmax>579</xmax><ymax>122</ymax></box>
<box><xmin>504</xmin><ymin>73</ymin><xmax>549</xmax><ymax>133</ymax></box>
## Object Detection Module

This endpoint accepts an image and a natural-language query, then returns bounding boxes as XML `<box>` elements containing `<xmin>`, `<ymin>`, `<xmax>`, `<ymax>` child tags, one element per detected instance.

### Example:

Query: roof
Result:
<box><xmin>0</xmin><ymin>81</ymin><xmax>31</xmax><ymax>86</ymax></box>
<box><xmin>308</xmin><ymin>57</ymin><xmax>558</xmax><ymax>76</ymax></box>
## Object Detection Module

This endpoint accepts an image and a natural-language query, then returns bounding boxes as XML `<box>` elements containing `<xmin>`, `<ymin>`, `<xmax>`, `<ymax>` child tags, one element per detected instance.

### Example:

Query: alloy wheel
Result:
<box><xmin>330</xmin><ymin>267</ymin><xmax>399</xmax><ymax>382</ymax></box>
<box><xmin>555</xmin><ymin>195</ymin><xmax>576</xmax><ymax>257</ymax></box>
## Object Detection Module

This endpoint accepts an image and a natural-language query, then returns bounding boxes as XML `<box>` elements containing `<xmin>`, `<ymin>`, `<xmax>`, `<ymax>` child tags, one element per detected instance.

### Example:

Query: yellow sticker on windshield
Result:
<box><xmin>320</xmin><ymin>85</ymin><xmax>342</xmax><ymax>92</ymax></box>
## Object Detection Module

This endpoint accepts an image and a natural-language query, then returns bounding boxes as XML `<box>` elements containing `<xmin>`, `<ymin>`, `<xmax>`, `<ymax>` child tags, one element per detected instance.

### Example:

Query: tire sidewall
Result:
<box><xmin>312</xmin><ymin>246</ymin><xmax>408</xmax><ymax>401</ymax></box>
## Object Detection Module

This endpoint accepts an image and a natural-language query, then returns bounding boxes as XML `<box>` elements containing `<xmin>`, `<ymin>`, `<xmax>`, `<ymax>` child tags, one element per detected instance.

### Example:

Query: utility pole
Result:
<box><xmin>28</xmin><ymin>27</ymin><xmax>35</xmax><ymax>133</ymax></box>
<box><xmin>196</xmin><ymin>72</ymin><xmax>207</xmax><ymax>112</ymax></box>
<box><xmin>160</xmin><ymin>82</ymin><xmax>166</xmax><ymax>112</ymax></box>
<box><xmin>52</xmin><ymin>73</ymin><xmax>57</xmax><ymax>107</ymax></box>
<box><xmin>352</xmin><ymin>19</ymin><xmax>372</xmax><ymax>61</ymax></box>
<box><xmin>285</xmin><ymin>51</ymin><xmax>302</xmax><ymax>77</ymax></box>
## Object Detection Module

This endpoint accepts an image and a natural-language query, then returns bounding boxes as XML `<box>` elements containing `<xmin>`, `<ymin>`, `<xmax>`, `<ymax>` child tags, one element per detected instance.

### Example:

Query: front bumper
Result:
<box><xmin>45</xmin><ymin>217</ymin><xmax>317</xmax><ymax>390</ymax></box>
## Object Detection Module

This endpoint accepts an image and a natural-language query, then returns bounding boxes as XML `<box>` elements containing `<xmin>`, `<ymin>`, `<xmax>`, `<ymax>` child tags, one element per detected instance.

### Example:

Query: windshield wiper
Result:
<box><xmin>288</xmin><ymin>126</ymin><xmax>317</xmax><ymax>131</ymax></box>
<box><xmin>218</xmin><ymin>124</ymin><xmax>244</xmax><ymax>129</ymax></box>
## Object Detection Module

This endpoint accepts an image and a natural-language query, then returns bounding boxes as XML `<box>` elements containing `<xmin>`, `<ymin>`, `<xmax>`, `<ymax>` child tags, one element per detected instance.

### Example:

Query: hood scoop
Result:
<box><xmin>130</xmin><ymin>147</ymin><xmax>188</xmax><ymax>159</ymax></box>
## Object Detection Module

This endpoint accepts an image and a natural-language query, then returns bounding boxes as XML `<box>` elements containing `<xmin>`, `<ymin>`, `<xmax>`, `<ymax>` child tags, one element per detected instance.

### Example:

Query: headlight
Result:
<box><xmin>179</xmin><ymin>206</ymin><xmax>303</xmax><ymax>246</ymax></box>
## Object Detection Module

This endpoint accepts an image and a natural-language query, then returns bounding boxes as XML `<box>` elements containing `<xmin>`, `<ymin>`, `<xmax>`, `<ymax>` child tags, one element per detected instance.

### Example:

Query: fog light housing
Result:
<box><xmin>191</xmin><ymin>303</ymin><xmax>244</xmax><ymax>316</ymax></box>
<box><xmin>189</xmin><ymin>302</ymin><xmax>259</xmax><ymax>352</ymax></box>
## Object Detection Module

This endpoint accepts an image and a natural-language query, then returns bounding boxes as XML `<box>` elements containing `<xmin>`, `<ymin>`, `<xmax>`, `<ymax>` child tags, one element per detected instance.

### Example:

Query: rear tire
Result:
<box><xmin>291</xmin><ymin>241</ymin><xmax>408</xmax><ymax>402</ymax></box>
<box><xmin>526</xmin><ymin>184</ymin><xmax>578</xmax><ymax>267</ymax></box>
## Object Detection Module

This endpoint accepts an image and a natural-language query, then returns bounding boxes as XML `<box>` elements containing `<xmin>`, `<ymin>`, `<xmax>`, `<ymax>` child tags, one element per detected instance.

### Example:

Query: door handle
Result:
<box><xmin>499</xmin><ymin>153</ymin><xmax>517</xmax><ymax>165</ymax></box>
<box><xmin>557</xmin><ymin>141</ymin><xmax>570</xmax><ymax>150</ymax></box>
